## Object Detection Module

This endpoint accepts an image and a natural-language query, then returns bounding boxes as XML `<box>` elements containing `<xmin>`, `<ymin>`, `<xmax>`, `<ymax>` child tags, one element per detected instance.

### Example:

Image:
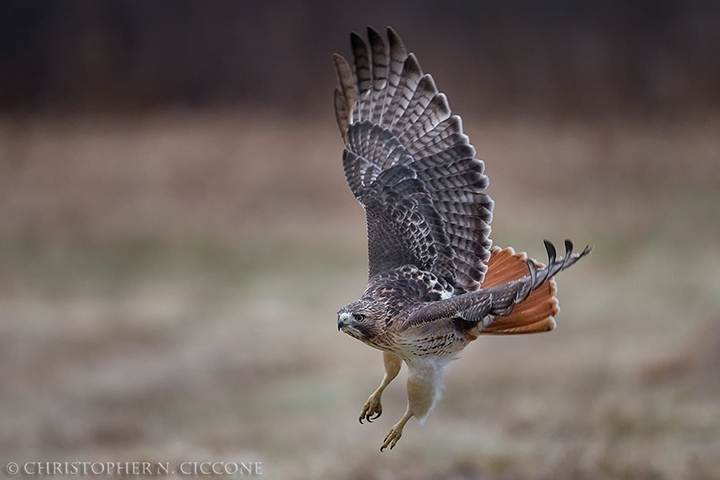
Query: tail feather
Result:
<box><xmin>480</xmin><ymin>246</ymin><xmax>559</xmax><ymax>335</ymax></box>
<box><xmin>489</xmin><ymin>317</ymin><xmax>557</xmax><ymax>335</ymax></box>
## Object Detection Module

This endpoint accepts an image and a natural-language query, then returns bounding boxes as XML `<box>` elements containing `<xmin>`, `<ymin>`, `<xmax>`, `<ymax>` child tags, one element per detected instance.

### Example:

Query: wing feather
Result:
<box><xmin>395</xmin><ymin>74</ymin><xmax>438</xmax><ymax>137</ymax></box>
<box><xmin>333</xmin><ymin>53</ymin><xmax>356</xmax><ymax>131</ymax></box>
<box><xmin>387</xmin><ymin>54</ymin><xmax>424</xmax><ymax>132</ymax></box>
<box><xmin>335</xmin><ymin>27</ymin><xmax>493</xmax><ymax>290</ymax></box>
<box><xmin>404</xmin><ymin>241</ymin><xmax>590</xmax><ymax>330</ymax></box>
<box><xmin>411</xmin><ymin>116</ymin><xmax>471</xmax><ymax>159</ymax></box>
<box><xmin>382</xmin><ymin>27</ymin><xmax>409</xmax><ymax>129</ymax></box>
<box><xmin>351</xmin><ymin>33</ymin><xmax>373</xmax><ymax>122</ymax></box>
<box><xmin>367</xmin><ymin>26</ymin><xmax>389</xmax><ymax>124</ymax></box>
<box><xmin>401</xmin><ymin>93</ymin><xmax>451</xmax><ymax>148</ymax></box>
<box><xmin>334</xmin><ymin>87</ymin><xmax>350</xmax><ymax>140</ymax></box>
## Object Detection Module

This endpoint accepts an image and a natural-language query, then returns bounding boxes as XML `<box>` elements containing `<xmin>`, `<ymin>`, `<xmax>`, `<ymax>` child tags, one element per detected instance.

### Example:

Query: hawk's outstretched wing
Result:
<box><xmin>334</xmin><ymin>27</ymin><xmax>494</xmax><ymax>293</ymax></box>
<box><xmin>404</xmin><ymin>240</ymin><xmax>592</xmax><ymax>329</ymax></box>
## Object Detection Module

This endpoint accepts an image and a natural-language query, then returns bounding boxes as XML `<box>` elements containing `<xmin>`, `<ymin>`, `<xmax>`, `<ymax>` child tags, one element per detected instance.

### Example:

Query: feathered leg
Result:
<box><xmin>360</xmin><ymin>351</ymin><xmax>402</xmax><ymax>423</ymax></box>
<box><xmin>381</xmin><ymin>359</ymin><xmax>442</xmax><ymax>451</ymax></box>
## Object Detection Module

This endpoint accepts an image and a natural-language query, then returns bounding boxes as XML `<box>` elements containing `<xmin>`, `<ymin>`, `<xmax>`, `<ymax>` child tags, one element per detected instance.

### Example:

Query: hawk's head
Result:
<box><xmin>337</xmin><ymin>297</ymin><xmax>383</xmax><ymax>340</ymax></box>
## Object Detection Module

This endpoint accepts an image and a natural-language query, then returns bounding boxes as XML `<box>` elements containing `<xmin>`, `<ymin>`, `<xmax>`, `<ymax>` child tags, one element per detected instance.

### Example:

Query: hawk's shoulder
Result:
<box><xmin>365</xmin><ymin>265</ymin><xmax>455</xmax><ymax>320</ymax></box>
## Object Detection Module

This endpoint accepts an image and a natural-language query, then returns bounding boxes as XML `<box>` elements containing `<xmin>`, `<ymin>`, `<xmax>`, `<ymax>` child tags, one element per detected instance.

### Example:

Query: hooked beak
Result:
<box><xmin>337</xmin><ymin>312</ymin><xmax>350</xmax><ymax>331</ymax></box>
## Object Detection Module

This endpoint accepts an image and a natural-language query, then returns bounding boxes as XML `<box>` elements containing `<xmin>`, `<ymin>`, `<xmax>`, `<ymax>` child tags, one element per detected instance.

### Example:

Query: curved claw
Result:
<box><xmin>381</xmin><ymin>425</ymin><xmax>403</xmax><ymax>452</ymax></box>
<box><xmin>359</xmin><ymin>395</ymin><xmax>383</xmax><ymax>424</ymax></box>
<box><xmin>359</xmin><ymin>412</ymin><xmax>378</xmax><ymax>424</ymax></box>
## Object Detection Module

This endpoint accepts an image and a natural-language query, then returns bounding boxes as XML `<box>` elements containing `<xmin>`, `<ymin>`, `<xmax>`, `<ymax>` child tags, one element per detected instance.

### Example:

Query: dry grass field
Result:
<box><xmin>1</xmin><ymin>111</ymin><xmax>719</xmax><ymax>479</ymax></box>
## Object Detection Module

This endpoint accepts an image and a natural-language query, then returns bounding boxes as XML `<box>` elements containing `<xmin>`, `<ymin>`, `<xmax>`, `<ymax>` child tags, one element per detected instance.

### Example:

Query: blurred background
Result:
<box><xmin>1</xmin><ymin>1</ymin><xmax>719</xmax><ymax>479</ymax></box>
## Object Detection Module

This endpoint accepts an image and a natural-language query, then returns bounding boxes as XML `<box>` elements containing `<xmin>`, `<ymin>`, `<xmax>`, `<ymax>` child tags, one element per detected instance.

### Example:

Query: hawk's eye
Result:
<box><xmin>353</xmin><ymin>313</ymin><xmax>365</xmax><ymax>322</ymax></box>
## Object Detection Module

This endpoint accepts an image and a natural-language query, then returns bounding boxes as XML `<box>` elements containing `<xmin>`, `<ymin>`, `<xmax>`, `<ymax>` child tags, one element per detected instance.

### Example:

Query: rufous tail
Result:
<box><xmin>480</xmin><ymin>246</ymin><xmax>559</xmax><ymax>334</ymax></box>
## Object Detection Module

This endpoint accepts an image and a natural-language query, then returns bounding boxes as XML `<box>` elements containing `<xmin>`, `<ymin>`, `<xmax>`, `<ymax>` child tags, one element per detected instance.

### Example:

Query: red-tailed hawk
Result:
<box><xmin>334</xmin><ymin>27</ymin><xmax>590</xmax><ymax>451</ymax></box>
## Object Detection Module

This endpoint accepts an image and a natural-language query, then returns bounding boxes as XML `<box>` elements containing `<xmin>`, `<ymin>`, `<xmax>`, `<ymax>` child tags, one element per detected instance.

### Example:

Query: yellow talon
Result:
<box><xmin>380</xmin><ymin>425</ymin><xmax>403</xmax><ymax>451</ymax></box>
<box><xmin>380</xmin><ymin>407</ymin><xmax>412</xmax><ymax>451</ymax></box>
<box><xmin>359</xmin><ymin>394</ymin><xmax>382</xmax><ymax>423</ymax></box>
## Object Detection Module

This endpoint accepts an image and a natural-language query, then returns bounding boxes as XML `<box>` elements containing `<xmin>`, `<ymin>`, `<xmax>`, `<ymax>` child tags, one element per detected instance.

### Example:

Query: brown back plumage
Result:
<box><xmin>334</xmin><ymin>27</ymin><xmax>494</xmax><ymax>292</ymax></box>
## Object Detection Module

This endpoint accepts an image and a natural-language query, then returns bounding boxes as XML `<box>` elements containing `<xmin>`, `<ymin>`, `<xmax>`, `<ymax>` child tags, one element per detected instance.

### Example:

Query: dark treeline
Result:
<box><xmin>1</xmin><ymin>0</ymin><xmax>718</xmax><ymax>118</ymax></box>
